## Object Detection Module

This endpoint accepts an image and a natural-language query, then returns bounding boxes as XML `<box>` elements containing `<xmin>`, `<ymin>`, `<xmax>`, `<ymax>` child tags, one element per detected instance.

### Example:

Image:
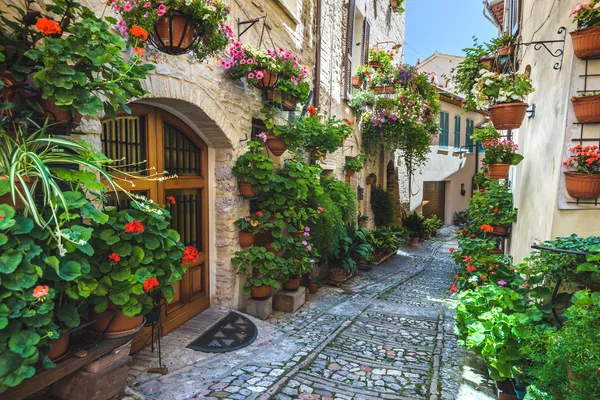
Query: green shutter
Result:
<box><xmin>439</xmin><ymin>111</ymin><xmax>449</xmax><ymax>149</ymax></box>
<box><xmin>454</xmin><ymin>115</ymin><xmax>461</xmax><ymax>151</ymax></box>
<box><xmin>465</xmin><ymin>118</ymin><xmax>474</xmax><ymax>153</ymax></box>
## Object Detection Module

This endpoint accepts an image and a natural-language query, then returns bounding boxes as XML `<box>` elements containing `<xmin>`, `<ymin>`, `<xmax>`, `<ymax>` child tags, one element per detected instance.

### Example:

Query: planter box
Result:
<box><xmin>564</xmin><ymin>171</ymin><xmax>600</xmax><ymax>199</ymax></box>
<box><xmin>572</xmin><ymin>94</ymin><xmax>600</xmax><ymax>123</ymax></box>
<box><xmin>373</xmin><ymin>85</ymin><xmax>395</xmax><ymax>95</ymax></box>
<box><xmin>571</xmin><ymin>26</ymin><xmax>600</xmax><ymax>59</ymax></box>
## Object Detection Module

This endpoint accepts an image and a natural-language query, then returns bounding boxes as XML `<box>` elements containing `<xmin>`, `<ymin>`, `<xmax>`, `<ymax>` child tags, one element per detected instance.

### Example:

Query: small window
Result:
<box><xmin>454</xmin><ymin>115</ymin><xmax>461</xmax><ymax>151</ymax></box>
<box><xmin>439</xmin><ymin>111</ymin><xmax>450</xmax><ymax>149</ymax></box>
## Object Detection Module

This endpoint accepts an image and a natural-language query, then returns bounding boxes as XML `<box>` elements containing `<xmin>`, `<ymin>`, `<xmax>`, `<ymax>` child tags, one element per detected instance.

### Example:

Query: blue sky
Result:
<box><xmin>403</xmin><ymin>0</ymin><xmax>499</xmax><ymax>65</ymax></box>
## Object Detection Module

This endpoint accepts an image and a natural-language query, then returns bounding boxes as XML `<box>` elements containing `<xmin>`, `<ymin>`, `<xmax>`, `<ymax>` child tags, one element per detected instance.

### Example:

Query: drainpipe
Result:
<box><xmin>482</xmin><ymin>0</ymin><xmax>503</xmax><ymax>35</ymax></box>
<box><xmin>313</xmin><ymin>0</ymin><xmax>322</xmax><ymax>107</ymax></box>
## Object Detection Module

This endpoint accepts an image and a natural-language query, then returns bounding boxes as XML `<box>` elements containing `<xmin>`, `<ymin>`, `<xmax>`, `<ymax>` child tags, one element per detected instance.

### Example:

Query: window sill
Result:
<box><xmin>273</xmin><ymin>0</ymin><xmax>301</xmax><ymax>25</ymax></box>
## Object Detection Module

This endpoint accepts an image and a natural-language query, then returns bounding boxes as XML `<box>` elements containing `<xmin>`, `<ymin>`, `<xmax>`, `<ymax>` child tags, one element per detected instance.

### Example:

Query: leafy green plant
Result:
<box><xmin>369</xmin><ymin>46</ymin><xmax>396</xmax><ymax>69</ymax></box>
<box><xmin>320</xmin><ymin>177</ymin><xmax>358</xmax><ymax>223</ymax></box>
<box><xmin>112</xmin><ymin>0</ymin><xmax>231</xmax><ymax>62</ymax></box>
<box><xmin>482</xmin><ymin>139</ymin><xmax>524</xmax><ymax>166</ymax></box>
<box><xmin>86</xmin><ymin>200</ymin><xmax>188</xmax><ymax>317</ymax></box>
<box><xmin>349</xmin><ymin>90</ymin><xmax>377</xmax><ymax>112</ymax></box>
<box><xmin>489</xmin><ymin>33</ymin><xmax>517</xmax><ymax>50</ymax></box>
<box><xmin>303</xmin><ymin>114</ymin><xmax>352</xmax><ymax>154</ymax></box>
<box><xmin>370</xmin><ymin>188</ymin><xmax>397</xmax><ymax>228</ymax></box>
<box><xmin>334</xmin><ymin>225</ymin><xmax>374</xmax><ymax>275</ymax></box>
<box><xmin>451</xmin><ymin>38</ymin><xmax>492</xmax><ymax>111</ymax></box>
<box><xmin>471</xmin><ymin>125</ymin><xmax>501</xmax><ymax>142</ymax></box>
<box><xmin>232</xmin><ymin>140</ymin><xmax>275</xmax><ymax>191</ymax></box>
<box><xmin>355</xmin><ymin>64</ymin><xmax>374</xmax><ymax>81</ymax></box>
<box><xmin>468</xmin><ymin>180</ymin><xmax>518</xmax><ymax>226</ymax></box>
<box><xmin>454</xmin><ymin>209</ymin><xmax>471</xmax><ymax>225</ymax></box>
<box><xmin>344</xmin><ymin>155</ymin><xmax>366</xmax><ymax>172</ymax></box>
<box><xmin>569</xmin><ymin>0</ymin><xmax>600</xmax><ymax>30</ymax></box>
<box><xmin>234</xmin><ymin>211</ymin><xmax>272</xmax><ymax>235</ymax></box>
<box><xmin>232</xmin><ymin>247</ymin><xmax>283</xmax><ymax>293</ymax></box>
<box><xmin>402</xmin><ymin>211</ymin><xmax>425</xmax><ymax>238</ymax></box>
<box><xmin>473</xmin><ymin>71</ymin><xmax>535</xmax><ymax>108</ymax></box>
<box><xmin>424</xmin><ymin>214</ymin><xmax>443</xmax><ymax>233</ymax></box>
<box><xmin>370</xmin><ymin>227</ymin><xmax>403</xmax><ymax>252</ymax></box>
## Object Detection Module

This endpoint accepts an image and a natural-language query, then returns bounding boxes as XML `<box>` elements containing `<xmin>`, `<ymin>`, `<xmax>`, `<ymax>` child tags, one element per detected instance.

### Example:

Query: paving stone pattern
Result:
<box><xmin>127</xmin><ymin>229</ymin><xmax>496</xmax><ymax>400</ymax></box>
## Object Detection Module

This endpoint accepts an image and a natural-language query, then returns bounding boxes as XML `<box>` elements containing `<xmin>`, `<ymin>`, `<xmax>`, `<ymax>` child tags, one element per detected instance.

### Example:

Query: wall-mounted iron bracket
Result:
<box><xmin>527</xmin><ymin>103</ymin><xmax>536</xmax><ymax>119</ymax></box>
<box><xmin>518</xmin><ymin>27</ymin><xmax>567</xmax><ymax>70</ymax></box>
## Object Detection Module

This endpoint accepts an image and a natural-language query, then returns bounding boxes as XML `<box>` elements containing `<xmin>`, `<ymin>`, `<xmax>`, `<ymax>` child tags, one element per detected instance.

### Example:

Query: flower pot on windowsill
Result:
<box><xmin>250</xmin><ymin>285</ymin><xmax>272</xmax><ymax>300</ymax></box>
<box><xmin>571</xmin><ymin>26</ymin><xmax>600</xmax><ymax>59</ymax></box>
<box><xmin>564</xmin><ymin>171</ymin><xmax>600</xmax><ymax>199</ymax></box>
<box><xmin>281</xmin><ymin>93</ymin><xmax>297</xmax><ymax>111</ymax></box>
<box><xmin>254</xmin><ymin>70</ymin><xmax>278</xmax><ymax>90</ymax></box>
<box><xmin>328</xmin><ymin>268</ymin><xmax>346</xmax><ymax>283</ymax></box>
<box><xmin>351</xmin><ymin>76</ymin><xmax>363</xmax><ymax>87</ymax></box>
<box><xmin>89</xmin><ymin>302</ymin><xmax>144</xmax><ymax>338</ymax></box>
<box><xmin>489</xmin><ymin>102</ymin><xmax>528</xmax><ymax>130</ymax></box>
<box><xmin>572</xmin><ymin>94</ymin><xmax>600</xmax><ymax>123</ymax></box>
<box><xmin>239</xmin><ymin>231</ymin><xmax>255</xmax><ymax>247</ymax></box>
<box><xmin>487</xmin><ymin>163</ymin><xmax>511</xmax><ymax>179</ymax></box>
<box><xmin>498</xmin><ymin>45</ymin><xmax>516</xmax><ymax>56</ymax></box>
<box><xmin>282</xmin><ymin>276</ymin><xmax>301</xmax><ymax>291</ymax></box>
<box><xmin>152</xmin><ymin>12</ymin><xmax>198</xmax><ymax>55</ymax></box>
<box><xmin>373</xmin><ymin>85</ymin><xmax>395</xmax><ymax>95</ymax></box>
<box><xmin>48</xmin><ymin>331</ymin><xmax>71</xmax><ymax>361</ymax></box>
<box><xmin>238</xmin><ymin>182</ymin><xmax>256</xmax><ymax>198</ymax></box>
<box><xmin>345</xmin><ymin>169</ymin><xmax>356</xmax><ymax>177</ymax></box>
<box><xmin>266</xmin><ymin>136</ymin><xmax>287</xmax><ymax>156</ymax></box>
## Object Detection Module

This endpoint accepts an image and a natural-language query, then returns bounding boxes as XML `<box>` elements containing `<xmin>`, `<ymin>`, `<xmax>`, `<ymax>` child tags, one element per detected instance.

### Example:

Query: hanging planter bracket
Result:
<box><xmin>517</xmin><ymin>27</ymin><xmax>567</xmax><ymax>70</ymax></box>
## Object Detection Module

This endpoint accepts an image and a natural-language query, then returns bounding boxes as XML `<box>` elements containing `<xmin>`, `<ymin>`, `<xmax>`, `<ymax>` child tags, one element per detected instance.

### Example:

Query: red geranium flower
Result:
<box><xmin>450</xmin><ymin>283</ymin><xmax>457</xmax><ymax>293</ymax></box>
<box><xmin>108</xmin><ymin>253</ymin><xmax>121</xmax><ymax>263</ymax></box>
<box><xmin>36</xmin><ymin>18</ymin><xmax>62</xmax><ymax>36</ymax></box>
<box><xmin>143</xmin><ymin>277</ymin><xmax>159</xmax><ymax>292</ymax></box>
<box><xmin>307</xmin><ymin>105</ymin><xmax>317</xmax><ymax>116</ymax></box>
<box><xmin>33</xmin><ymin>285</ymin><xmax>49</xmax><ymax>299</ymax></box>
<box><xmin>466</xmin><ymin>266</ymin><xmax>477</xmax><ymax>272</ymax></box>
<box><xmin>125</xmin><ymin>220</ymin><xmax>144</xmax><ymax>234</ymax></box>
<box><xmin>133</xmin><ymin>47</ymin><xmax>145</xmax><ymax>56</ymax></box>
<box><xmin>167</xmin><ymin>196</ymin><xmax>176</xmax><ymax>205</ymax></box>
<box><xmin>130</xmin><ymin>25</ymin><xmax>149</xmax><ymax>41</ymax></box>
<box><xmin>256</xmin><ymin>211</ymin><xmax>264</xmax><ymax>217</ymax></box>
<box><xmin>479</xmin><ymin>224</ymin><xmax>494</xmax><ymax>233</ymax></box>
<box><xmin>182</xmin><ymin>246</ymin><xmax>199</xmax><ymax>264</ymax></box>
<box><xmin>449</xmin><ymin>247</ymin><xmax>455</xmax><ymax>252</ymax></box>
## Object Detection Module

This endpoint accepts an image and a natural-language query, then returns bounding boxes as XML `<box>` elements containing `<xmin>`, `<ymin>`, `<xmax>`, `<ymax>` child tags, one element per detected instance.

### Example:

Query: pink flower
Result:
<box><xmin>302</xmin><ymin>240</ymin><xmax>308</xmax><ymax>246</ymax></box>
<box><xmin>240</xmin><ymin>59</ymin><xmax>247</xmax><ymax>64</ymax></box>
<box><xmin>305</xmin><ymin>226</ymin><xmax>310</xmax><ymax>232</ymax></box>
<box><xmin>248</xmin><ymin>73</ymin><xmax>255</xmax><ymax>79</ymax></box>
<box><xmin>256</xmin><ymin>71</ymin><xmax>264</xmax><ymax>79</ymax></box>
<box><xmin>157</xmin><ymin>4</ymin><xmax>167</xmax><ymax>16</ymax></box>
<box><xmin>258</xmin><ymin>132</ymin><xmax>268</xmax><ymax>143</ymax></box>
<box><xmin>310</xmin><ymin>259</ymin><xmax>315</xmax><ymax>263</ymax></box>
<box><xmin>303</xmin><ymin>232</ymin><xmax>310</xmax><ymax>237</ymax></box>
<box><xmin>123</xmin><ymin>3</ymin><xmax>133</xmax><ymax>12</ymax></box>
<box><xmin>114</xmin><ymin>4</ymin><xmax>121</xmax><ymax>11</ymax></box>
<box><xmin>498</xmin><ymin>280</ymin><xmax>507</xmax><ymax>286</ymax></box>
<box><xmin>247</xmin><ymin>59</ymin><xmax>254</xmax><ymax>64</ymax></box>
<box><xmin>570</xmin><ymin>2</ymin><xmax>591</xmax><ymax>18</ymax></box>
<box><xmin>317</xmin><ymin>207</ymin><xmax>324</xmax><ymax>212</ymax></box>
<box><xmin>144</xmin><ymin>1</ymin><xmax>151</xmax><ymax>7</ymax></box>
<box><xmin>307</xmin><ymin>245</ymin><xmax>312</xmax><ymax>251</ymax></box>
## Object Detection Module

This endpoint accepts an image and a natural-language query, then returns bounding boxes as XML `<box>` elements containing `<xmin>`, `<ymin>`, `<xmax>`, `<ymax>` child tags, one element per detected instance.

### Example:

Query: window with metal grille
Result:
<box><xmin>101</xmin><ymin>116</ymin><xmax>147</xmax><ymax>174</ymax></box>
<box><xmin>163</xmin><ymin>122</ymin><xmax>202</xmax><ymax>176</ymax></box>
<box><xmin>166</xmin><ymin>189</ymin><xmax>203</xmax><ymax>250</ymax></box>
<box><xmin>439</xmin><ymin>111</ymin><xmax>449</xmax><ymax>149</ymax></box>
<box><xmin>454</xmin><ymin>115</ymin><xmax>461</xmax><ymax>151</ymax></box>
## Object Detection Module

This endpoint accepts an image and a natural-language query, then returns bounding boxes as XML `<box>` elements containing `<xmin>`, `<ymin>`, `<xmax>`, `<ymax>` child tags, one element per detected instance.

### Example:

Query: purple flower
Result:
<box><xmin>304</xmin><ymin>226</ymin><xmax>310</xmax><ymax>232</ymax></box>
<box><xmin>498</xmin><ymin>280</ymin><xmax>507</xmax><ymax>286</ymax></box>
<box><xmin>302</xmin><ymin>240</ymin><xmax>308</xmax><ymax>246</ymax></box>
<box><xmin>303</xmin><ymin>232</ymin><xmax>310</xmax><ymax>237</ymax></box>
<box><xmin>307</xmin><ymin>245</ymin><xmax>312</xmax><ymax>251</ymax></box>
<box><xmin>258</xmin><ymin>132</ymin><xmax>268</xmax><ymax>143</ymax></box>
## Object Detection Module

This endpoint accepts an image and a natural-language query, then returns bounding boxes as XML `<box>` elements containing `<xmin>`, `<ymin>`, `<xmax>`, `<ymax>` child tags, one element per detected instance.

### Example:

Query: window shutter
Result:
<box><xmin>439</xmin><ymin>111</ymin><xmax>449</xmax><ymax>148</ymax></box>
<box><xmin>344</xmin><ymin>0</ymin><xmax>356</xmax><ymax>99</ymax></box>
<box><xmin>465</xmin><ymin>118</ymin><xmax>474</xmax><ymax>152</ymax></box>
<box><xmin>362</xmin><ymin>18</ymin><xmax>371</xmax><ymax>65</ymax></box>
<box><xmin>454</xmin><ymin>115</ymin><xmax>461</xmax><ymax>151</ymax></box>
<box><xmin>508</xmin><ymin>0</ymin><xmax>520</xmax><ymax>35</ymax></box>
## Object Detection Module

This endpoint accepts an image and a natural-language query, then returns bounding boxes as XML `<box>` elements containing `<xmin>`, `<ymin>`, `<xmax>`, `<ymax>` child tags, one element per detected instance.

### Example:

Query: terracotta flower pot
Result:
<box><xmin>308</xmin><ymin>283</ymin><xmax>318</xmax><ymax>293</ymax></box>
<box><xmin>266</xmin><ymin>136</ymin><xmax>287</xmax><ymax>156</ymax></box>
<box><xmin>369</xmin><ymin>61</ymin><xmax>382</xmax><ymax>69</ymax></box>
<box><xmin>264</xmin><ymin>89</ymin><xmax>282</xmax><ymax>105</ymax></box>
<box><xmin>498</xmin><ymin>45</ymin><xmax>516</xmax><ymax>56</ymax></box>
<box><xmin>345</xmin><ymin>169</ymin><xmax>355</xmax><ymax>177</ymax></box>
<box><xmin>479</xmin><ymin>56</ymin><xmax>495</xmax><ymax>69</ymax></box>
<box><xmin>153</xmin><ymin>12</ymin><xmax>197</xmax><ymax>54</ymax></box>
<box><xmin>90</xmin><ymin>303</ymin><xmax>144</xmax><ymax>338</ymax></box>
<box><xmin>250</xmin><ymin>285</ymin><xmax>272</xmax><ymax>300</ymax></box>
<box><xmin>282</xmin><ymin>276</ymin><xmax>301</xmax><ymax>291</ymax></box>
<box><xmin>453</xmin><ymin>219</ymin><xmax>460</xmax><ymax>226</ymax></box>
<box><xmin>487</xmin><ymin>163</ymin><xmax>511</xmax><ymax>179</ymax></box>
<box><xmin>0</xmin><ymin>176</ymin><xmax>30</xmax><ymax>211</ymax></box>
<box><xmin>564</xmin><ymin>171</ymin><xmax>600</xmax><ymax>199</ymax></box>
<box><xmin>239</xmin><ymin>231</ymin><xmax>254</xmax><ymax>247</ymax></box>
<box><xmin>254</xmin><ymin>70</ymin><xmax>278</xmax><ymax>90</ymax></box>
<box><xmin>38</xmin><ymin>98</ymin><xmax>82</xmax><ymax>127</ymax></box>
<box><xmin>281</xmin><ymin>93</ymin><xmax>297</xmax><ymax>111</ymax></box>
<box><xmin>373</xmin><ymin>85</ymin><xmax>395</xmax><ymax>95</ymax></box>
<box><xmin>409</xmin><ymin>237</ymin><xmax>419</xmax><ymax>245</ymax></box>
<box><xmin>48</xmin><ymin>332</ymin><xmax>70</xmax><ymax>361</ymax></box>
<box><xmin>390</xmin><ymin>0</ymin><xmax>399</xmax><ymax>11</ymax></box>
<box><xmin>328</xmin><ymin>268</ymin><xmax>346</xmax><ymax>283</ymax></box>
<box><xmin>265</xmin><ymin>244</ymin><xmax>284</xmax><ymax>257</ymax></box>
<box><xmin>351</xmin><ymin>76</ymin><xmax>363</xmax><ymax>87</ymax></box>
<box><xmin>571</xmin><ymin>26</ymin><xmax>600</xmax><ymax>59</ymax></box>
<box><xmin>489</xmin><ymin>103</ymin><xmax>528</xmax><ymax>130</ymax></box>
<box><xmin>572</xmin><ymin>94</ymin><xmax>600</xmax><ymax>123</ymax></box>
<box><xmin>238</xmin><ymin>182</ymin><xmax>255</xmax><ymax>198</ymax></box>
<box><xmin>492</xmin><ymin>225</ymin><xmax>510</xmax><ymax>234</ymax></box>
<box><xmin>366</xmin><ymin>176</ymin><xmax>375</xmax><ymax>185</ymax></box>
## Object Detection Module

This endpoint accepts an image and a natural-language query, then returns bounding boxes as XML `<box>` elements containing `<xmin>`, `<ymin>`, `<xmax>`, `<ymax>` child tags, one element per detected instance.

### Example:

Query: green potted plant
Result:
<box><xmin>352</xmin><ymin>65</ymin><xmax>374</xmax><ymax>87</ymax></box>
<box><xmin>304</xmin><ymin>114</ymin><xmax>352</xmax><ymax>158</ymax></box>
<box><xmin>368</xmin><ymin>46</ymin><xmax>395</xmax><ymax>70</ymax></box>
<box><xmin>232</xmin><ymin>246</ymin><xmax>284</xmax><ymax>299</ymax></box>
<box><xmin>332</xmin><ymin>226</ymin><xmax>373</xmax><ymax>275</ymax></box>
<box><xmin>468</xmin><ymin>180</ymin><xmax>518</xmax><ymax>234</ymax></box>
<box><xmin>234</xmin><ymin>211</ymin><xmax>271</xmax><ymax>248</ymax></box>
<box><xmin>344</xmin><ymin>155</ymin><xmax>366</xmax><ymax>177</ymax></box>
<box><xmin>482</xmin><ymin>139</ymin><xmax>524</xmax><ymax>179</ymax></box>
<box><xmin>308</xmin><ymin>277</ymin><xmax>319</xmax><ymax>293</ymax></box>
<box><xmin>349</xmin><ymin>90</ymin><xmax>377</xmax><ymax>113</ymax></box>
<box><xmin>562</xmin><ymin>144</ymin><xmax>600</xmax><ymax>199</ymax></box>
<box><xmin>451</xmin><ymin>38</ymin><xmax>493</xmax><ymax>112</ymax></box>
<box><xmin>86</xmin><ymin>200</ymin><xmax>190</xmax><ymax>336</ymax></box>
<box><xmin>402</xmin><ymin>211</ymin><xmax>425</xmax><ymax>245</ymax></box>
<box><xmin>111</xmin><ymin>0</ymin><xmax>231</xmax><ymax>58</ymax></box>
<box><xmin>490</xmin><ymin>33</ymin><xmax>517</xmax><ymax>56</ymax></box>
<box><xmin>273</xmin><ymin>49</ymin><xmax>310</xmax><ymax>110</ymax></box>
<box><xmin>280</xmin><ymin>237</ymin><xmax>318</xmax><ymax>291</ymax></box>
<box><xmin>424</xmin><ymin>214</ymin><xmax>443</xmax><ymax>237</ymax></box>
<box><xmin>569</xmin><ymin>1</ymin><xmax>600</xmax><ymax>58</ymax></box>
<box><xmin>232</xmin><ymin>140</ymin><xmax>275</xmax><ymax>198</ymax></box>
<box><xmin>454</xmin><ymin>209</ymin><xmax>470</xmax><ymax>226</ymax></box>
<box><xmin>390</xmin><ymin>0</ymin><xmax>406</xmax><ymax>13</ymax></box>
<box><xmin>358</xmin><ymin>214</ymin><xmax>370</xmax><ymax>227</ymax></box>
<box><xmin>473</xmin><ymin>71</ymin><xmax>534</xmax><ymax>130</ymax></box>
<box><xmin>471</xmin><ymin>125</ymin><xmax>501</xmax><ymax>149</ymax></box>
<box><xmin>571</xmin><ymin>91</ymin><xmax>600</xmax><ymax>123</ymax></box>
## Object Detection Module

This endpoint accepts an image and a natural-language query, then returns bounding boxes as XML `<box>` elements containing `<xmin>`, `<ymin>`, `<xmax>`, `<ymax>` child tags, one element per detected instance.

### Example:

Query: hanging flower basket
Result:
<box><xmin>564</xmin><ymin>172</ymin><xmax>600</xmax><ymax>199</ymax></box>
<box><xmin>369</xmin><ymin>60</ymin><xmax>382</xmax><ymax>69</ymax></box>
<box><xmin>572</xmin><ymin>94</ymin><xmax>600</xmax><ymax>123</ymax></box>
<box><xmin>239</xmin><ymin>231</ymin><xmax>255</xmax><ymax>247</ymax></box>
<box><xmin>281</xmin><ymin>93</ymin><xmax>297</xmax><ymax>111</ymax></box>
<box><xmin>250</xmin><ymin>284</ymin><xmax>272</xmax><ymax>300</ymax></box>
<box><xmin>266</xmin><ymin>136</ymin><xmax>287</xmax><ymax>156</ymax></box>
<box><xmin>151</xmin><ymin>12</ymin><xmax>199</xmax><ymax>55</ymax></box>
<box><xmin>264</xmin><ymin>89</ymin><xmax>282</xmax><ymax>106</ymax></box>
<box><xmin>489</xmin><ymin>102</ymin><xmax>528</xmax><ymax>130</ymax></box>
<box><xmin>373</xmin><ymin>85</ymin><xmax>395</xmax><ymax>95</ymax></box>
<box><xmin>487</xmin><ymin>163</ymin><xmax>511</xmax><ymax>179</ymax></box>
<box><xmin>254</xmin><ymin>70</ymin><xmax>279</xmax><ymax>90</ymax></box>
<box><xmin>238</xmin><ymin>182</ymin><xmax>256</xmax><ymax>198</ymax></box>
<box><xmin>571</xmin><ymin>26</ymin><xmax>600</xmax><ymax>59</ymax></box>
<box><xmin>352</xmin><ymin>76</ymin><xmax>363</xmax><ymax>87</ymax></box>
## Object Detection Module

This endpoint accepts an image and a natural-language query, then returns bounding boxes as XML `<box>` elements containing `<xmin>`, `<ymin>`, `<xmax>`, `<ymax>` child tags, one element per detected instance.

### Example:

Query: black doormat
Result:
<box><xmin>187</xmin><ymin>312</ymin><xmax>258</xmax><ymax>353</ymax></box>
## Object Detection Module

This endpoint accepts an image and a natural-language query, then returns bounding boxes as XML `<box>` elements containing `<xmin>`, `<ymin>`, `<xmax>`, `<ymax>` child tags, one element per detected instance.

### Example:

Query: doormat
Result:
<box><xmin>187</xmin><ymin>312</ymin><xmax>258</xmax><ymax>353</ymax></box>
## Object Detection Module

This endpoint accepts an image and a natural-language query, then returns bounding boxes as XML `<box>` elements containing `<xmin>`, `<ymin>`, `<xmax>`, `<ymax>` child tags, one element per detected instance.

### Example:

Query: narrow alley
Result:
<box><xmin>126</xmin><ymin>232</ymin><xmax>496</xmax><ymax>400</ymax></box>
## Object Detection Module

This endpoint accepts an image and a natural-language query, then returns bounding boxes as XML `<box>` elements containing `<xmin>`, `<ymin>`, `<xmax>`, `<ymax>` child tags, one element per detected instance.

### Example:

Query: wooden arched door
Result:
<box><xmin>101</xmin><ymin>104</ymin><xmax>209</xmax><ymax>337</ymax></box>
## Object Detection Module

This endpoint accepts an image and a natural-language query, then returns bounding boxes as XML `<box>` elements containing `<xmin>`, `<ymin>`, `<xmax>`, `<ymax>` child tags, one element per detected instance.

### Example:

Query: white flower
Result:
<box><xmin>468</xmin><ymin>276</ymin><xmax>479</xmax><ymax>283</ymax></box>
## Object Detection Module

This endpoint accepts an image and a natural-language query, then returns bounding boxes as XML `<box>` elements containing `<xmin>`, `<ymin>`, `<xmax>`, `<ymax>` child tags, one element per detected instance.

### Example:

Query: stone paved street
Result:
<box><xmin>126</xmin><ymin>230</ymin><xmax>496</xmax><ymax>400</ymax></box>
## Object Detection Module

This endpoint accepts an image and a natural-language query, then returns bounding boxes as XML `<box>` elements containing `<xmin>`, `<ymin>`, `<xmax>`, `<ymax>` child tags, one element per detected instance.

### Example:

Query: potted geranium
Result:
<box><xmin>482</xmin><ymin>138</ymin><xmax>524</xmax><ymax>179</ymax></box>
<box><xmin>368</xmin><ymin>46</ymin><xmax>395</xmax><ymax>70</ymax></box>
<box><xmin>344</xmin><ymin>155</ymin><xmax>366</xmax><ymax>177</ymax></box>
<box><xmin>352</xmin><ymin>65</ymin><xmax>374</xmax><ymax>87</ymax></box>
<box><xmin>280</xmin><ymin>238</ymin><xmax>318</xmax><ymax>291</ymax></box>
<box><xmin>471</xmin><ymin>125</ymin><xmax>501</xmax><ymax>149</ymax></box>
<box><xmin>111</xmin><ymin>0</ymin><xmax>231</xmax><ymax>58</ymax></box>
<box><xmin>473</xmin><ymin>71</ymin><xmax>534</xmax><ymax>130</ymax></box>
<box><xmin>232</xmin><ymin>246</ymin><xmax>284</xmax><ymax>299</ymax></box>
<box><xmin>234</xmin><ymin>211</ymin><xmax>270</xmax><ymax>247</ymax></box>
<box><xmin>222</xmin><ymin>43</ymin><xmax>281</xmax><ymax>90</ymax></box>
<box><xmin>468</xmin><ymin>180</ymin><xmax>518</xmax><ymax>234</ymax></box>
<box><xmin>232</xmin><ymin>140</ymin><xmax>275</xmax><ymax>197</ymax></box>
<box><xmin>273</xmin><ymin>49</ymin><xmax>311</xmax><ymax>110</ymax></box>
<box><xmin>571</xmin><ymin>91</ymin><xmax>600</xmax><ymax>123</ymax></box>
<box><xmin>424</xmin><ymin>214</ymin><xmax>443</xmax><ymax>238</ymax></box>
<box><xmin>563</xmin><ymin>144</ymin><xmax>600</xmax><ymax>199</ymax></box>
<box><xmin>569</xmin><ymin>1</ymin><xmax>600</xmax><ymax>58</ymax></box>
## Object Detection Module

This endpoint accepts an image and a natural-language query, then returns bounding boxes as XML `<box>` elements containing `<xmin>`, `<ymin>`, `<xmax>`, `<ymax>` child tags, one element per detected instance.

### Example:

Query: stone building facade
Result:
<box><xmin>65</xmin><ymin>0</ymin><xmax>406</xmax><ymax>334</ymax></box>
